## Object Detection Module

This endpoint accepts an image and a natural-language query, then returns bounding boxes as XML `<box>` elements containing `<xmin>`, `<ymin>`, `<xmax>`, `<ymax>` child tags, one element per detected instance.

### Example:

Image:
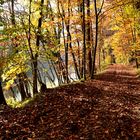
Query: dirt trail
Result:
<box><xmin>95</xmin><ymin>64</ymin><xmax>140</xmax><ymax>119</ymax></box>
<box><xmin>96</xmin><ymin>64</ymin><xmax>138</xmax><ymax>81</ymax></box>
<box><xmin>92</xmin><ymin>64</ymin><xmax>140</xmax><ymax>138</ymax></box>
<box><xmin>0</xmin><ymin>64</ymin><xmax>140</xmax><ymax>139</ymax></box>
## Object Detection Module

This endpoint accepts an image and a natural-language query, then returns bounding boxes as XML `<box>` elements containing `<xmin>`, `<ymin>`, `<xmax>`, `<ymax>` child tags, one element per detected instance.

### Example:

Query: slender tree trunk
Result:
<box><xmin>18</xmin><ymin>73</ymin><xmax>27</xmax><ymax>100</ymax></box>
<box><xmin>65</xmin><ymin>0</ymin><xmax>71</xmax><ymax>83</ymax></box>
<box><xmin>66</xmin><ymin>1</ymin><xmax>81</xmax><ymax>80</ymax></box>
<box><xmin>23</xmin><ymin>74</ymin><xmax>31</xmax><ymax>97</ymax></box>
<box><xmin>79</xmin><ymin>3</ymin><xmax>83</xmax><ymax>78</ymax></box>
<box><xmin>11</xmin><ymin>0</ymin><xmax>15</xmax><ymax>25</ymax></box>
<box><xmin>65</xmin><ymin>32</ymin><xmax>69</xmax><ymax>83</ymax></box>
<box><xmin>10</xmin><ymin>87</ymin><xmax>16</xmax><ymax>100</ymax></box>
<box><xmin>91</xmin><ymin>0</ymin><xmax>98</xmax><ymax>79</ymax></box>
<box><xmin>69</xmin><ymin>35</ymin><xmax>81</xmax><ymax>79</ymax></box>
<box><xmin>98</xmin><ymin>47</ymin><xmax>101</xmax><ymax>71</ymax></box>
<box><xmin>86</xmin><ymin>0</ymin><xmax>92</xmax><ymax>76</ymax></box>
<box><xmin>98</xmin><ymin>22</ymin><xmax>104</xmax><ymax>71</ymax></box>
<box><xmin>74</xmin><ymin>25</ymin><xmax>82</xmax><ymax>77</ymax></box>
<box><xmin>47</xmin><ymin>0</ymin><xmax>63</xmax><ymax>85</ymax></box>
<box><xmin>90</xmin><ymin>0</ymin><xmax>104</xmax><ymax>78</ymax></box>
<box><xmin>82</xmin><ymin>0</ymin><xmax>86</xmax><ymax>80</ymax></box>
<box><xmin>0</xmin><ymin>79</ymin><xmax>7</xmax><ymax>105</ymax></box>
<box><xmin>27</xmin><ymin>0</ymin><xmax>38</xmax><ymax>94</ymax></box>
<box><xmin>11</xmin><ymin>0</ymin><xmax>28</xmax><ymax>100</ymax></box>
<box><xmin>77</xmin><ymin>39</ymin><xmax>81</xmax><ymax>76</ymax></box>
<box><xmin>32</xmin><ymin>56</ymin><xmax>38</xmax><ymax>93</ymax></box>
<box><xmin>33</xmin><ymin>0</ymin><xmax>44</xmax><ymax>93</ymax></box>
<box><xmin>58</xmin><ymin>1</ymin><xmax>69</xmax><ymax>83</ymax></box>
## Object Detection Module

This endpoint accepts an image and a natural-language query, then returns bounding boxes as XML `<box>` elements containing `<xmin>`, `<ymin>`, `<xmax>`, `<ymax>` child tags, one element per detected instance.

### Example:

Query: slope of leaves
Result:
<box><xmin>0</xmin><ymin>64</ymin><xmax>140</xmax><ymax>139</ymax></box>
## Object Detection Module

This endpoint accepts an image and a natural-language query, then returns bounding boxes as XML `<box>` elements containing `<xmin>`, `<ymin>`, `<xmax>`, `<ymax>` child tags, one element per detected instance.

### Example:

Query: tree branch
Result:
<box><xmin>97</xmin><ymin>0</ymin><xmax>104</xmax><ymax>16</ymax></box>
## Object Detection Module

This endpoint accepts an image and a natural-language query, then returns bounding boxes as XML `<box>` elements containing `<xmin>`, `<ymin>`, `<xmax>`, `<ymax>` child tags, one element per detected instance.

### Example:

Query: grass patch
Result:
<box><xmin>6</xmin><ymin>96</ymin><xmax>36</xmax><ymax>108</ymax></box>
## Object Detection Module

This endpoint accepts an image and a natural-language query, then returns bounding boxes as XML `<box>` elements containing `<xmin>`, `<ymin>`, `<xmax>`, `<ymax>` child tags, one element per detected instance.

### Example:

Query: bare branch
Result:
<box><xmin>97</xmin><ymin>0</ymin><xmax>104</xmax><ymax>16</ymax></box>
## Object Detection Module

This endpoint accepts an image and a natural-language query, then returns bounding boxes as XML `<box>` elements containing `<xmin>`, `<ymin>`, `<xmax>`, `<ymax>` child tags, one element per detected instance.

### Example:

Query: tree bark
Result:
<box><xmin>82</xmin><ymin>0</ymin><xmax>86</xmax><ymax>80</ymax></box>
<box><xmin>11</xmin><ymin>0</ymin><xmax>15</xmax><ymax>25</ymax></box>
<box><xmin>66</xmin><ymin>1</ymin><xmax>81</xmax><ymax>80</ymax></box>
<box><xmin>33</xmin><ymin>0</ymin><xmax>44</xmax><ymax>93</ymax></box>
<box><xmin>0</xmin><ymin>80</ymin><xmax>7</xmax><ymax>105</ymax></box>
<box><xmin>91</xmin><ymin>0</ymin><xmax>98</xmax><ymax>79</ymax></box>
<box><xmin>11</xmin><ymin>0</ymin><xmax>29</xmax><ymax>100</ymax></box>
<box><xmin>91</xmin><ymin>0</ymin><xmax>104</xmax><ymax>79</ymax></box>
<box><xmin>86</xmin><ymin>0</ymin><xmax>92</xmax><ymax>76</ymax></box>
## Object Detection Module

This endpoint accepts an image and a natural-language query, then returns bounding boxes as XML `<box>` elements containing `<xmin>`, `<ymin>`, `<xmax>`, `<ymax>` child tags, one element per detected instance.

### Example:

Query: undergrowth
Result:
<box><xmin>6</xmin><ymin>96</ymin><xmax>37</xmax><ymax>108</ymax></box>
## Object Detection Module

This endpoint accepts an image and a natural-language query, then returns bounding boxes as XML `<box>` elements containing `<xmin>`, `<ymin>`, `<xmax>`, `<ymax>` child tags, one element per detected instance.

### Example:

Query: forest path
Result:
<box><xmin>0</xmin><ymin>64</ymin><xmax>140</xmax><ymax>139</ymax></box>
<box><xmin>94</xmin><ymin>64</ymin><xmax>140</xmax><ymax>120</ymax></box>
<box><xmin>89</xmin><ymin>64</ymin><xmax>140</xmax><ymax>137</ymax></box>
<box><xmin>96</xmin><ymin>64</ymin><xmax>138</xmax><ymax>82</ymax></box>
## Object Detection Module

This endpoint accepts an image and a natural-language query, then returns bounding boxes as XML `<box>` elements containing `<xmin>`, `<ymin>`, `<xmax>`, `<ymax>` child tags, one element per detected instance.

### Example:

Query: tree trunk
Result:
<box><xmin>11</xmin><ymin>0</ymin><xmax>29</xmax><ymax>100</ymax></box>
<box><xmin>0</xmin><ymin>80</ymin><xmax>7</xmax><ymax>105</ymax></box>
<box><xmin>18</xmin><ymin>78</ymin><xmax>26</xmax><ymax>100</ymax></box>
<box><xmin>33</xmin><ymin>0</ymin><xmax>44</xmax><ymax>93</ymax></box>
<box><xmin>86</xmin><ymin>0</ymin><xmax>92</xmax><ymax>76</ymax></box>
<box><xmin>58</xmin><ymin>1</ymin><xmax>69</xmax><ymax>83</ymax></box>
<box><xmin>66</xmin><ymin>2</ymin><xmax>81</xmax><ymax>80</ymax></box>
<box><xmin>11</xmin><ymin>0</ymin><xmax>15</xmax><ymax>25</ymax></box>
<box><xmin>33</xmin><ymin>56</ymin><xmax>38</xmax><ymax>94</ymax></box>
<box><xmin>82</xmin><ymin>0</ymin><xmax>86</xmax><ymax>80</ymax></box>
<box><xmin>91</xmin><ymin>0</ymin><xmax>98</xmax><ymax>79</ymax></box>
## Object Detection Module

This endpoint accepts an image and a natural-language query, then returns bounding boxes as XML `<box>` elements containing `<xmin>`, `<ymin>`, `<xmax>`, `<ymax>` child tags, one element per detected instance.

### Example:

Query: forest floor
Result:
<box><xmin>0</xmin><ymin>64</ymin><xmax>140</xmax><ymax>140</ymax></box>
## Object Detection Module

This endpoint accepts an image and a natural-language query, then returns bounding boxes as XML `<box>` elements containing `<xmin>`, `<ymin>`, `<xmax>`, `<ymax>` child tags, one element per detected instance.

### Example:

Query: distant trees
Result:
<box><xmin>105</xmin><ymin>0</ymin><xmax>140</xmax><ymax>67</ymax></box>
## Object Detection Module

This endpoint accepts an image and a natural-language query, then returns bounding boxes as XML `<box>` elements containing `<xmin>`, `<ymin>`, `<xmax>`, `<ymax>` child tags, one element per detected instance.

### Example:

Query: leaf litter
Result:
<box><xmin>0</xmin><ymin>64</ymin><xmax>140</xmax><ymax>139</ymax></box>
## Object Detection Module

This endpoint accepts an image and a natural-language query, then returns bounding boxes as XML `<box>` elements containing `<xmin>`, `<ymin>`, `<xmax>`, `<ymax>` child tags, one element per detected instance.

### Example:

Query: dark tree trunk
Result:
<box><xmin>69</xmin><ymin>42</ymin><xmax>81</xmax><ymax>80</ymax></box>
<box><xmin>0</xmin><ymin>81</ymin><xmax>7</xmax><ymax>105</ymax></box>
<box><xmin>17</xmin><ymin>73</ymin><xmax>31</xmax><ymax>100</ymax></box>
<box><xmin>88</xmin><ymin>48</ymin><xmax>92</xmax><ymax>74</ymax></box>
<box><xmin>18</xmin><ymin>76</ymin><xmax>27</xmax><ymax>101</ymax></box>
<box><xmin>66</xmin><ymin>9</ymin><xmax>81</xmax><ymax>80</ymax></box>
<box><xmin>82</xmin><ymin>0</ymin><xmax>86</xmax><ymax>80</ymax></box>
<box><xmin>65</xmin><ymin>39</ymin><xmax>69</xmax><ymax>83</ymax></box>
<box><xmin>91</xmin><ymin>0</ymin><xmax>104</xmax><ymax>78</ymax></box>
<box><xmin>33</xmin><ymin>0</ymin><xmax>44</xmax><ymax>93</ymax></box>
<box><xmin>57</xmin><ymin>1</ymin><xmax>69</xmax><ymax>84</ymax></box>
<box><xmin>23</xmin><ymin>74</ymin><xmax>31</xmax><ymax>98</ymax></box>
<box><xmin>27</xmin><ymin>0</ymin><xmax>38</xmax><ymax>94</ymax></box>
<box><xmin>91</xmin><ymin>0</ymin><xmax>98</xmax><ymax>79</ymax></box>
<box><xmin>77</xmin><ymin>39</ymin><xmax>81</xmax><ymax>76</ymax></box>
<box><xmin>10</xmin><ymin>87</ymin><xmax>16</xmax><ymax>100</ymax></box>
<box><xmin>135</xmin><ymin>57</ymin><xmax>139</xmax><ymax>68</ymax></box>
<box><xmin>11</xmin><ymin>0</ymin><xmax>29</xmax><ymax>100</ymax></box>
<box><xmin>11</xmin><ymin>0</ymin><xmax>15</xmax><ymax>25</ymax></box>
<box><xmin>65</xmin><ymin>0</ymin><xmax>70</xmax><ymax>83</ymax></box>
<box><xmin>91</xmin><ymin>15</ymin><xmax>98</xmax><ymax>79</ymax></box>
<box><xmin>33</xmin><ymin>56</ymin><xmax>38</xmax><ymax>94</ymax></box>
<box><xmin>86</xmin><ymin>0</ymin><xmax>92</xmax><ymax>76</ymax></box>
